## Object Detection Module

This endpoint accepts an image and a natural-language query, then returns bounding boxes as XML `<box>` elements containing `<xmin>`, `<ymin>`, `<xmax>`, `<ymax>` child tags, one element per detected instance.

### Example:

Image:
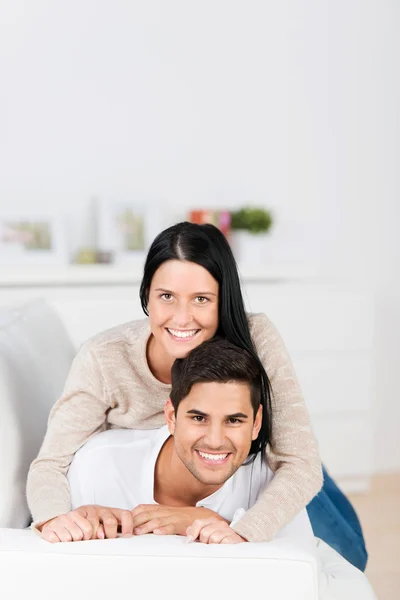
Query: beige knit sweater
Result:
<box><xmin>26</xmin><ymin>313</ymin><xmax>323</xmax><ymax>542</ymax></box>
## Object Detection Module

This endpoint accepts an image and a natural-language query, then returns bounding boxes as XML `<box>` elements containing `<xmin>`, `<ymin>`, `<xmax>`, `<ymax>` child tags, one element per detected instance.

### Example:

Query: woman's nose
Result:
<box><xmin>173</xmin><ymin>304</ymin><xmax>193</xmax><ymax>327</ymax></box>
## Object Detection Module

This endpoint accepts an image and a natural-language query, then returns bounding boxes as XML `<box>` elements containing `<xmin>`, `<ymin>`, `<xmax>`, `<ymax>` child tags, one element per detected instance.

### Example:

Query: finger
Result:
<box><xmin>220</xmin><ymin>535</ymin><xmax>244</xmax><ymax>544</ymax></box>
<box><xmin>54</xmin><ymin>515</ymin><xmax>84</xmax><ymax>542</ymax></box>
<box><xmin>53</xmin><ymin>526</ymin><xmax>73</xmax><ymax>543</ymax></box>
<box><xmin>57</xmin><ymin>512</ymin><xmax>84</xmax><ymax>542</ymax></box>
<box><xmin>207</xmin><ymin>529</ymin><xmax>229</xmax><ymax>544</ymax></box>
<box><xmin>97</xmin><ymin>524</ymin><xmax>105</xmax><ymax>539</ymax></box>
<box><xmin>186</xmin><ymin>518</ymin><xmax>209</xmax><ymax>539</ymax></box>
<box><xmin>134</xmin><ymin>518</ymin><xmax>163</xmax><ymax>535</ymax></box>
<box><xmin>69</xmin><ymin>512</ymin><xmax>95</xmax><ymax>541</ymax></box>
<box><xmin>118</xmin><ymin>510</ymin><xmax>134</xmax><ymax>536</ymax></box>
<box><xmin>41</xmin><ymin>526</ymin><xmax>62</xmax><ymax>544</ymax></box>
<box><xmin>153</xmin><ymin>523</ymin><xmax>176</xmax><ymax>535</ymax></box>
<box><xmin>138</xmin><ymin>513</ymin><xmax>186</xmax><ymax>536</ymax></box>
<box><xmin>187</xmin><ymin>517</ymin><xmax>220</xmax><ymax>541</ymax></box>
<box><xmin>198</xmin><ymin>524</ymin><xmax>224</xmax><ymax>544</ymax></box>
<box><xmin>83</xmin><ymin>506</ymin><xmax>102</xmax><ymax>539</ymax></box>
<box><xmin>132</xmin><ymin>510</ymin><xmax>165</xmax><ymax>531</ymax></box>
<box><xmin>99</xmin><ymin>508</ymin><xmax>118</xmax><ymax>539</ymax></box>
<box><xmin>154</xmin><ymin>514</ymin><xmax>189</xmax><ymax>536</ymax></box>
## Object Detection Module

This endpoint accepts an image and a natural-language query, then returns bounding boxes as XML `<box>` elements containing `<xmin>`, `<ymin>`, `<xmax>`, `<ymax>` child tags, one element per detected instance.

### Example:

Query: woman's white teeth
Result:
<box><xmin>168</xmin><ymin>328</ymin><xmax>198</xmax><ymax>338</ymax></box>
<box><xmin>198</xmin><ymin>451</ymin><xmax>228</xmax><ymax>461</ymax></box>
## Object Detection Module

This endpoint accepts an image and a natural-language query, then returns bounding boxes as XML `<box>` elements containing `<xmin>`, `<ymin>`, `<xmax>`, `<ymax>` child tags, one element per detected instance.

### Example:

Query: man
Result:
<box><xmin>37</xmin><ymin>338</ymin><xmax>377</xmax><ymax>599</ymax></box>
<box><xmin>40</xmin><ymin>336</ymin><xmax>312</xmax><ymax>545</ymax></box>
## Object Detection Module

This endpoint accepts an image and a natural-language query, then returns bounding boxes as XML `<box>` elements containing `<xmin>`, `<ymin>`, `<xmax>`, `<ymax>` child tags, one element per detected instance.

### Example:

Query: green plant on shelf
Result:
<box><xmin>230</xmin><ymin>207</ymin><xmax>273</xmax><ymax>234</ymax></box>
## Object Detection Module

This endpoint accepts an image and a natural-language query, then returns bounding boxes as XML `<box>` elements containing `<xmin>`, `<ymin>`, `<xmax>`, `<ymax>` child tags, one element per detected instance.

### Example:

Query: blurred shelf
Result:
<box><xmin>0</xmin><ymin>263</ymin><xmax>319</xmax><ymax>287</ymax></box>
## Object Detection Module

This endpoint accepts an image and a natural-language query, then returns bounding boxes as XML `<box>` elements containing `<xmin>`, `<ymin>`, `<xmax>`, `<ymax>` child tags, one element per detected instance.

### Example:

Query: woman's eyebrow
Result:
<box><xmin>154</xmin><ymin>288</ymin><xmax>217</xmax><ymax>296</ymax></box>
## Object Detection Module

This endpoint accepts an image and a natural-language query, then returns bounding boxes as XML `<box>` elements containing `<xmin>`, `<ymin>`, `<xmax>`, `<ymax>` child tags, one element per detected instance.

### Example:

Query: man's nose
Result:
<box><xmin>203</xmin><ymin>425</ymin><xmax>226</xmax><ymax>449</ymax></box>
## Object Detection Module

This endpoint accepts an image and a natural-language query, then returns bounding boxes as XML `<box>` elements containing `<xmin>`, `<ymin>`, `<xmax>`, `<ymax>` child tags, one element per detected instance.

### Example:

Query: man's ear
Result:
<box><xmin>252</xmin><ymin>405</ymin><xmax>263</xmax><ymax>440</ymax></box>
<box><xmin>164</xmin><ymin>398</ymin><xmax>176</xmax><ymax>435</ymax></box>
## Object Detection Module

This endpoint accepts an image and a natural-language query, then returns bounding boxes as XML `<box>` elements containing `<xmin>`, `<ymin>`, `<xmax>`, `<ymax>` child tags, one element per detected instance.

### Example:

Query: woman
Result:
<box><xmin>26</xmin><ymin>221</ymin><xmax>366</xmax><ymax>569</ymax></box>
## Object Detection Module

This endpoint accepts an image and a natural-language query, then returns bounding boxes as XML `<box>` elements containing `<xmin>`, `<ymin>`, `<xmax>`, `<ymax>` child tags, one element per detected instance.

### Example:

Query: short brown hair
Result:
<box><xmin>170</xmin><ymin>337</ymin><xmax>262</xmax><ymax>418</ymax></box>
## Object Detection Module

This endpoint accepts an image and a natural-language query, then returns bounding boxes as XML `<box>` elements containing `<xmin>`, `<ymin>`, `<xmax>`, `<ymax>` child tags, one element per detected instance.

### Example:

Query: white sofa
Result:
<box><xmin>0</xmin><ymin>298</ymin><xmax>377</xmax><ymax>600</ymax></box>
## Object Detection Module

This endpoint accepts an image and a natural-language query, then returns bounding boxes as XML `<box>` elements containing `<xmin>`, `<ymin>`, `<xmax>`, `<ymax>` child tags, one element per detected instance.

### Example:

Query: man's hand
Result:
<box><xmin>39</xmin><ymin>505</ymin><xmax>134</xmax><ymax>543</ymax></box>
<box><xmin>186</xmin><ymin>517</ymin><xmax>247</xmax><ymax>544</ymax></box>
<box><xmin>130</xmin><ymin>504</ymin><xmax>227</xmax><ymax>536</ymax></box>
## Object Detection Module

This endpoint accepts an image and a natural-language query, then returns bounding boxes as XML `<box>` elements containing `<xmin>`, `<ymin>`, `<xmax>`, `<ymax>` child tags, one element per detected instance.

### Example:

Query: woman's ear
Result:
<box><xmin>164</xmin><ymin>398</ymin><xmax>176</xmax><ymax>435</ymax></box>
<box><xmin>252</xmin><ymin>405</ymin><xmax>263</xmax><ymax>441</ymax></box>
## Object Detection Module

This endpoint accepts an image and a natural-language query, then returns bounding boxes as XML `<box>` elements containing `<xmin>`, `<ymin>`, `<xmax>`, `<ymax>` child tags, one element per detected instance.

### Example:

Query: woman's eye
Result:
<box><xmin>160</xmin><ymin>293</ymin><xmax>172</xmax><ymax>301</ymax></box>
<box><xmin>195</xmin><ymin>296</ymin><xmax>208</xmax><ymax>304</ymax></box>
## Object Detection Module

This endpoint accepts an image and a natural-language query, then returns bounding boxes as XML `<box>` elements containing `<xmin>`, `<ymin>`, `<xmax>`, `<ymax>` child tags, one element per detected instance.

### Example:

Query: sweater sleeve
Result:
<box><xmin>231</xmin><ymin>313</ymin><xmax>323</xmax><ymax>542</ymax></box>
<box><xmin>26</xmin><ymin>343</ymin><xmax>111</xmax><ymax>529</ymax></box>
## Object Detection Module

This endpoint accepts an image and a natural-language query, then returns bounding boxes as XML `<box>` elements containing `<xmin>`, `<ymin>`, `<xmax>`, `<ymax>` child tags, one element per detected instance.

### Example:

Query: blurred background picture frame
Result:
<box><xmin>96</xmin><ymin>199</ymin><xmax>148</xmax><ymax>265</ymax></box>
<box><xmin>0</xmin><ymin>213</ymin><xmax>67</xmax><ymax>265</ymax></box>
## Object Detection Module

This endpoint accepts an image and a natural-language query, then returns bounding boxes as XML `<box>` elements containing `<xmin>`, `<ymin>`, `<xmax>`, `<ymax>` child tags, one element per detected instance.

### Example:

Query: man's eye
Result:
<box><xmin>228</xmin><ymin>418</ymin><xmax>242</xmax><ymax>424</ymax></box>
<box><xmin>192</xmin><ymin>416</ymin><xmax>205</xmax><ymax>422</ymax></box>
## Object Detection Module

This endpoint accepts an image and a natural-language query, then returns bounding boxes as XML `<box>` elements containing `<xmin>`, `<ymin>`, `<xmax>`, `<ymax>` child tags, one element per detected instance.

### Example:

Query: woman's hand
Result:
<box><xmin>39</xmin><ymin>505</ymin><xmax>134</xmax><ymax>543</ymax></box>
<box><xmin>130</xmin><ymin>504</ymin><xmax>227</xmax><ymax>536</ymax></box>
<box><xmin>186</xmin><ymin>517</ymin><xmax>247</xmax><ymax>544</ymax></box>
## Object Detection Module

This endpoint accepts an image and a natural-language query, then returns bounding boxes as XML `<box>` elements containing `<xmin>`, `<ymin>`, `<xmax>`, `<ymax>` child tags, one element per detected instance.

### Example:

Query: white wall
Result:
<box><xmin>0</xmin><ymin>1</ymin><xmax>399</xmax><ymax>471</ymax></box>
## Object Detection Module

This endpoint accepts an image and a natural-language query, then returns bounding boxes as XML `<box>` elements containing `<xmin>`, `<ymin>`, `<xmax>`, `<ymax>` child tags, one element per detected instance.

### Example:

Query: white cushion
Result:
<box><xmin>0</xmin><ymin>299</ymin><xmax>75</xmax><ymax>528</ymax></box>
<box><xmin>0</xmin><ymin>529</ymin><xmax>377</xmax><ymax>600</ymax></box>
<box><xmin>0</xmin><ymin>528</ymin><xmax>319</xmax><ymax>600</ymax></box>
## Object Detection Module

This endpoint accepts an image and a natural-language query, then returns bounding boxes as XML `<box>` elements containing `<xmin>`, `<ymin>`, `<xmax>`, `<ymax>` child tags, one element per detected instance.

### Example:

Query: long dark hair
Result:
<box><xmin>140</xmin><ymin>221</ymin><xmax>272</xmax><ymax>457</ymax></box>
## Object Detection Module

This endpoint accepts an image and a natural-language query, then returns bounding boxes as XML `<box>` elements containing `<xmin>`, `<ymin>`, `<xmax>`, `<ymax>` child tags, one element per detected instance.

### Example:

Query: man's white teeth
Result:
<box><xmin>198</xmin><ymin>451</ymin><xmax>228</xmax><ymax>461</ymax></box>
<box><xmin>168</xmin><ymin>328</ymin><xmax>198</xmax><ymax>338</ymax></box>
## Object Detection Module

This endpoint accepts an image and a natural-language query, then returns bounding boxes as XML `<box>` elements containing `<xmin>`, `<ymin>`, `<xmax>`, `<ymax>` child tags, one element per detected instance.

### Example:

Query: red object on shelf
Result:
<box><xmin>189</xmin><ymin>210</ymin><xmax>231</xmax><ymax>239</ymax></box>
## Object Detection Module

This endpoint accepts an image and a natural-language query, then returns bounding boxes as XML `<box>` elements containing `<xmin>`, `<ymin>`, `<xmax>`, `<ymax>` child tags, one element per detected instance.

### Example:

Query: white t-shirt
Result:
<box><xmin>68</xmin><ymin>425</ymin><xmax>314</xmax><ymax>541</ymax></box>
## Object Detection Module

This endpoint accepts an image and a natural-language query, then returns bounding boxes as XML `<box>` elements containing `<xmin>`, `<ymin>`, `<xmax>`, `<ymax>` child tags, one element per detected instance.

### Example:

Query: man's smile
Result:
<box><xmin>194</xmin><ymin>449</ymin><xmax>232</xmax><ymax>466</ymax></box>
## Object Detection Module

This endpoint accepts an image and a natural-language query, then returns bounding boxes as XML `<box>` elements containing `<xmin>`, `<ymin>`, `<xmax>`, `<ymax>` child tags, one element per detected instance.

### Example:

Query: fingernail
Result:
<box><xmin>98</xmin><ymin>530</ymin><xmax>104</xmax><ymax>539</ymax></box>
<box><xmin>186</xmin><ymin>535</ymin><xmax>194</xmax><ymax>544</ymax></box>
<box><xmin>134</xmin><ymin>528</ymin><xmax>141</xmax><ymax>534</ymax></box>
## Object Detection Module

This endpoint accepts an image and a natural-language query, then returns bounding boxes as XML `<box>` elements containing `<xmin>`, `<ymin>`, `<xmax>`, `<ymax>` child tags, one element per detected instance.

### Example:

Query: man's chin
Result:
<box><xmin>193</xmin><ymin>470</ymin><xmax>232</xmax><ymax>487</ymax></box>
<box><xmin>196</xmin><ymin>475</ymin><xmax>229</xmax><ymax>486</ymax></box>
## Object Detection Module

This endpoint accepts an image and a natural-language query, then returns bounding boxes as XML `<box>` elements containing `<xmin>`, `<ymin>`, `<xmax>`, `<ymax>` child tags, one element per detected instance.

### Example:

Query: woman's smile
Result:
<box><xmin>165</xmin><ymin>327</ymin><xmax>201</xmax><ymax>342</ymax></box>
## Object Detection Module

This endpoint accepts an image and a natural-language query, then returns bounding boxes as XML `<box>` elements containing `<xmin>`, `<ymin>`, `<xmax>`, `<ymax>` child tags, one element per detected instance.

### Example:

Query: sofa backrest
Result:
<box><xmin>0</xmin><ymin>298</ymin><xmax>76</xmax><ymax>528</ymax></box>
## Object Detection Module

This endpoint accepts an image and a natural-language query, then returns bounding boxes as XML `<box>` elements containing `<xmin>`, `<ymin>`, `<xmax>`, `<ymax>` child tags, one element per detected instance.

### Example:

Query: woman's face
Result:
<box><xmin>147</xmin><ymin>260</ymin><xmax>219</xmax><ymax>360</ymax></box>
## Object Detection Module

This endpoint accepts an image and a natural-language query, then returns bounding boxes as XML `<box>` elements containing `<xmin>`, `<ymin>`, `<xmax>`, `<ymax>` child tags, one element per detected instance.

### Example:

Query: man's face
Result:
<box><xmin>165</xmin><ymin>381</ymin><xmax>262</xmax><ymax>487</ymax></box>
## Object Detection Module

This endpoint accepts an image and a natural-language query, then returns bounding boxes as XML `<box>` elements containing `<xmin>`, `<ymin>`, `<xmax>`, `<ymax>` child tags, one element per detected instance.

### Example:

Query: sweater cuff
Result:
<box><xmin>231</xmin><ymin>510</ymin><xmax>277</xmax><ymax>542</ymax></box>
<box><xmin>31</xmin><ymin>520</ymin><xmax>47</xmax><ymax>536</ymax></box>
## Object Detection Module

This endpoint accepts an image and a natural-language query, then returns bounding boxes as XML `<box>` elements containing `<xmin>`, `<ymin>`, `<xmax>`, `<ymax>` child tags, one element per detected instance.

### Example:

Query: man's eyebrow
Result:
<box><xmin>226</xmin><ymin>412</ymin><xmax>249</xmax><ymax>419</ymax></box>
<box><xmin>187</xmin><ymin>409</ymin><xmax>208</xmax><ymax>416</ymax></box>
<box><xmin>186</xmin><ymin>409</ymin><xmax>249</xmax><ymax>419</ymax></box>
<box><xmin>154</xmin><ymin>288</ymin><xmax>217</xmax><ymax>297</ymax></box>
